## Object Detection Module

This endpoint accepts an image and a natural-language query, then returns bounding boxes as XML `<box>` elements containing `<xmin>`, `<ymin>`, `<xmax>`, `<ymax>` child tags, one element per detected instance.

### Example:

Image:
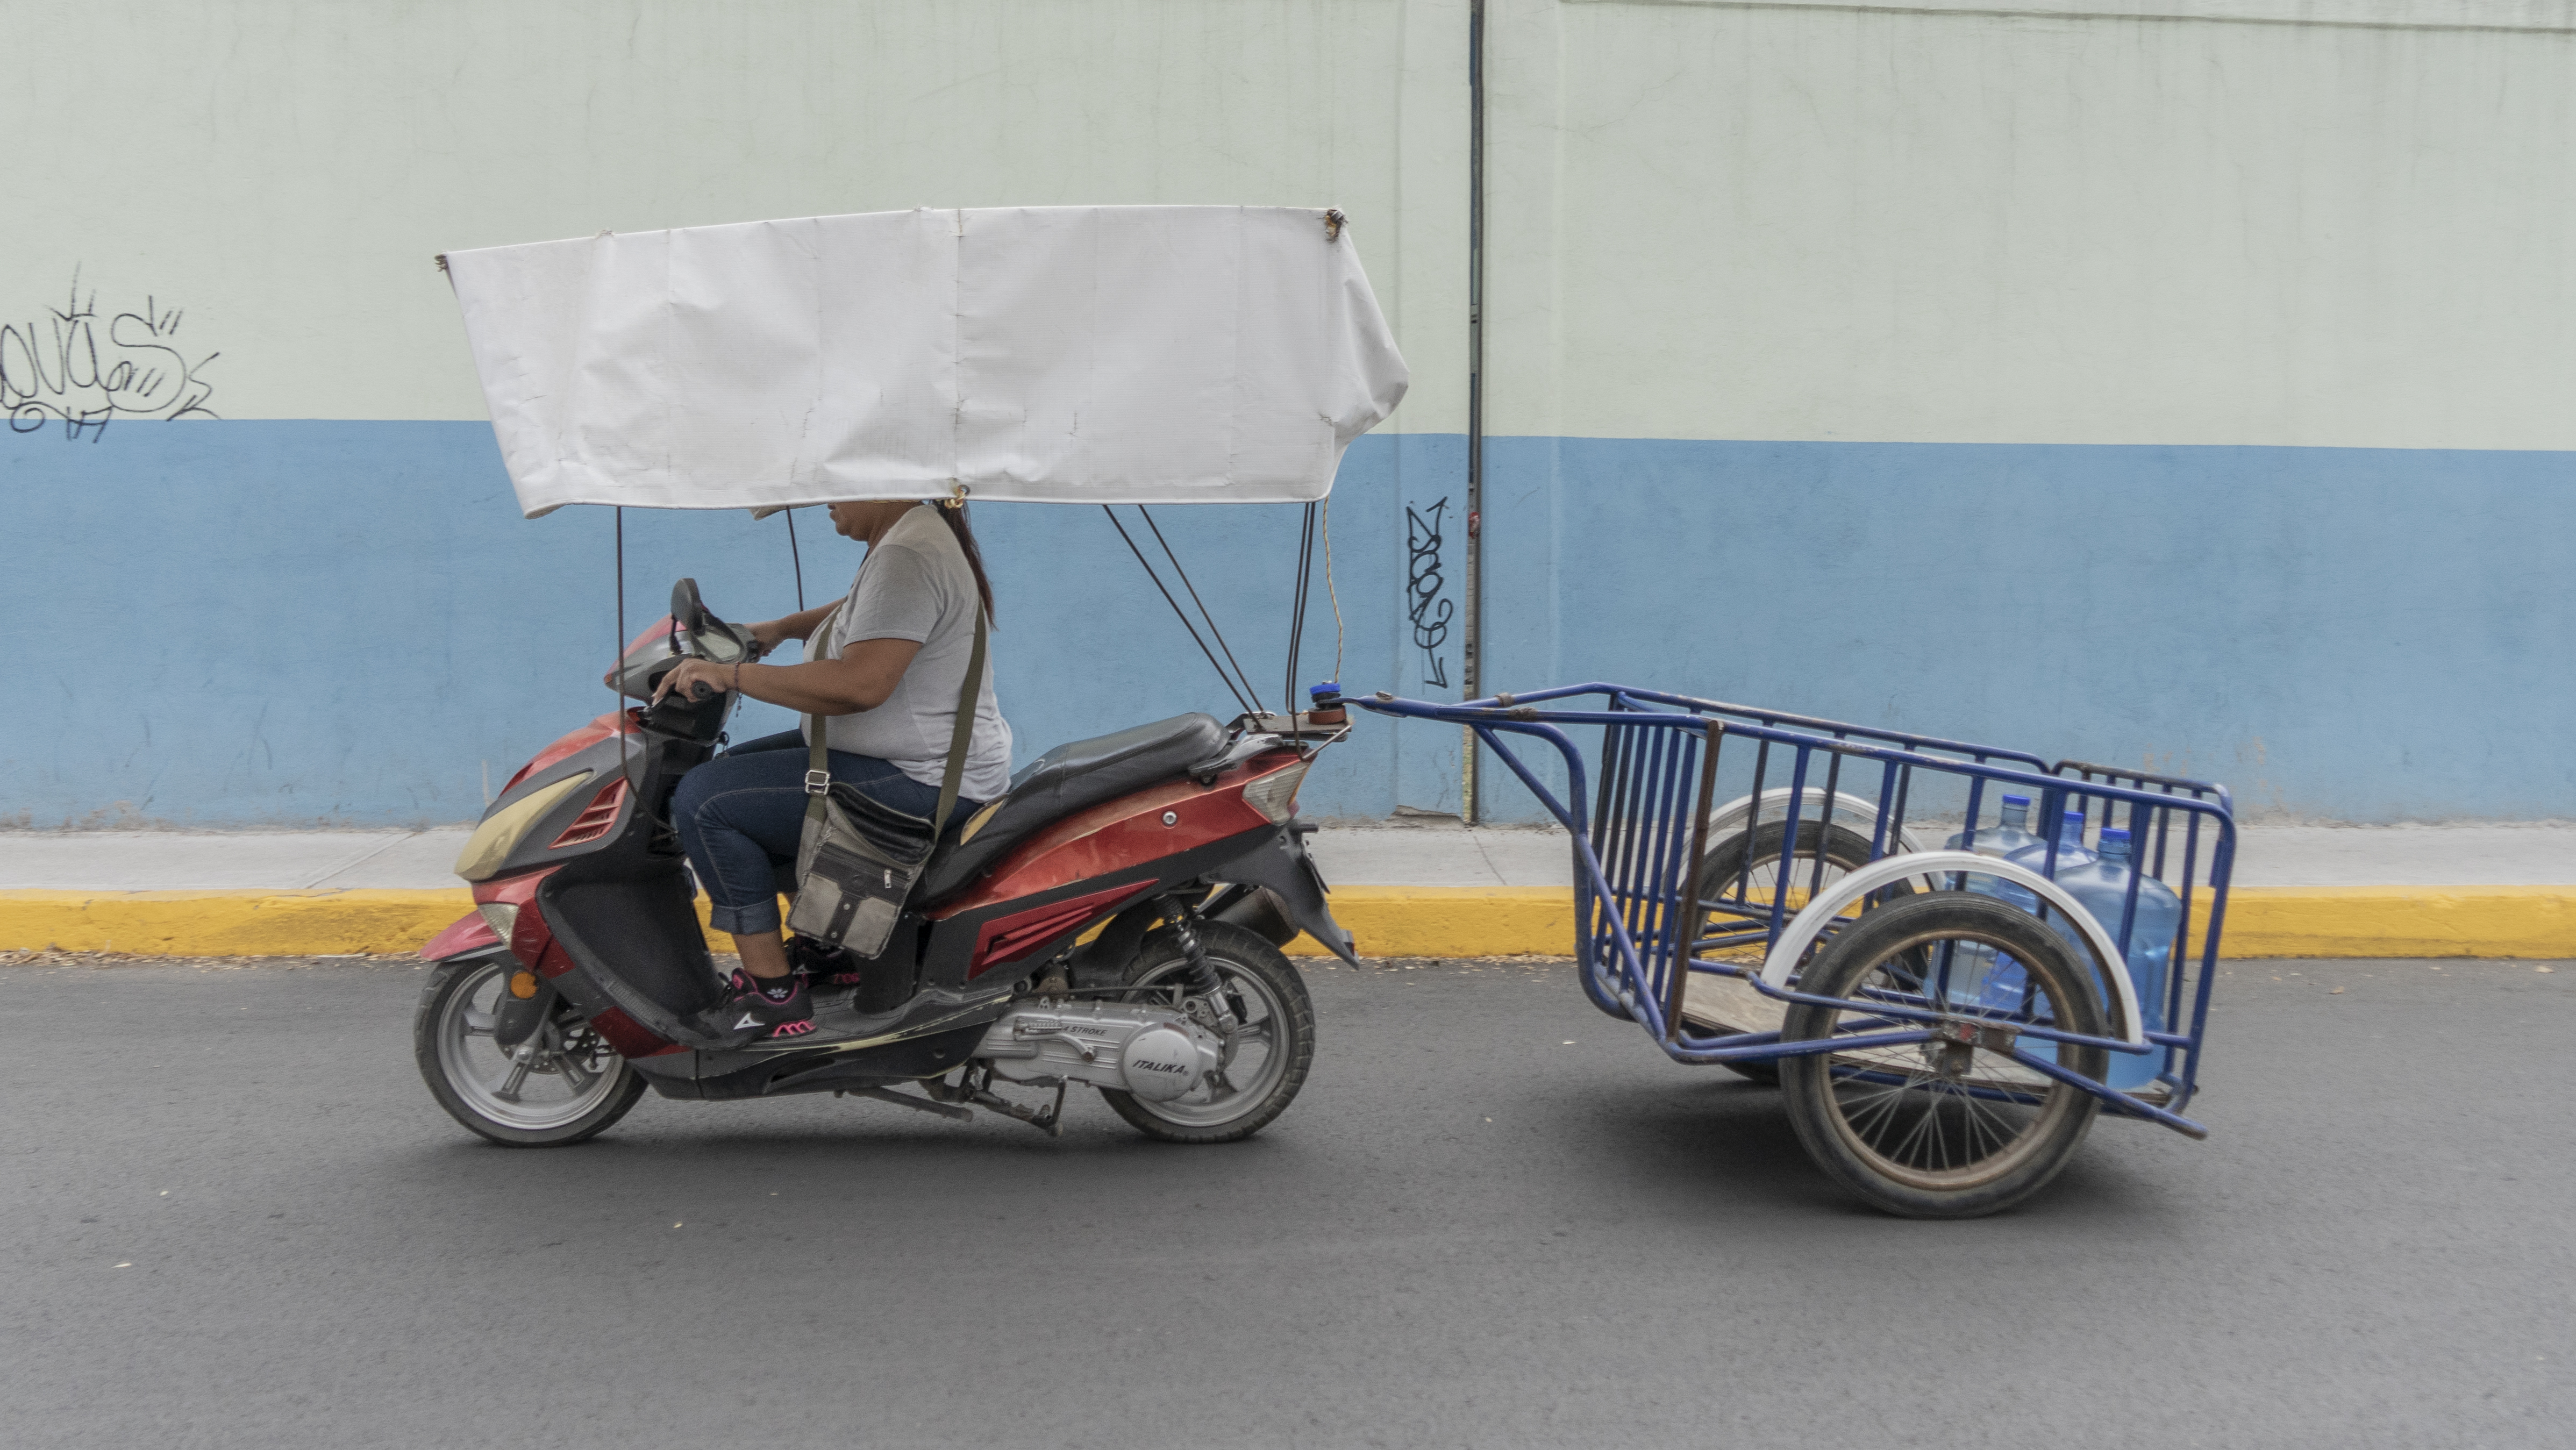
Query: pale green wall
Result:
<box><xmin>1491</xmin><ymin>0</ymin><xmax>2576</xmax><ymax>448</ymax></box>
<box><xmin>4</xmin><ymin>0</ymin><xmax>1469</xmax><ymax>432</ymax></box>
<box><xmin>18</xmin><ymin>0</ymin><xmax>2569</xmax><ymax>448</ymax></box>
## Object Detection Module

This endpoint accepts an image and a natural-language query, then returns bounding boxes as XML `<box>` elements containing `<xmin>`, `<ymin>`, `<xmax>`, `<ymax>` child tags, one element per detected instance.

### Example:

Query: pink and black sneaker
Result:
<box><xmin>704</xmin><ymin>968</ymin><xmax>815</xmax><ymax>1043</ymax></box>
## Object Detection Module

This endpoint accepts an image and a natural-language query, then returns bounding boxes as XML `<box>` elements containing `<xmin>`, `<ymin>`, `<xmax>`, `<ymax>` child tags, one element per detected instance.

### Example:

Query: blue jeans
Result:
<box><xmin>671</xmin><ymin>730</ymin><xmax>975</xmax><ymax>935</ymax></box>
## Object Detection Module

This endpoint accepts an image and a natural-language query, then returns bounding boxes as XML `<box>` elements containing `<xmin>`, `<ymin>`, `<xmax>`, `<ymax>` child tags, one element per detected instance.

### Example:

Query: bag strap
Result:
<box><xmin>804</xmin><ymin>601</ymin><xmax>988</xmax><ymax>835</ymax></box>
<box><xmin>802</xmin><ymin>598</ymin><xmax>845</xmax><ymax>827</ymax></box>
<box><xmin>932</xmin><ymin>608</ymin><xmax>989</xmax><ymax>833</ymax></box>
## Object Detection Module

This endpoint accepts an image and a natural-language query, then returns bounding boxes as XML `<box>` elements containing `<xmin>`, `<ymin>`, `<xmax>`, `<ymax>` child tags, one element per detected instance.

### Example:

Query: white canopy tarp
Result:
<box><xmin>444</xmin><ymin>205</ymin><xmax>1409</xmax><ymax>518</ymax></box>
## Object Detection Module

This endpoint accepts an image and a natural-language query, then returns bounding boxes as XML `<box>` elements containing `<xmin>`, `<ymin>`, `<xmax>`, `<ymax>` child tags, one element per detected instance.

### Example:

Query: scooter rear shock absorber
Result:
<box><xmin>1165</xmin><ymin>905</ymin><xmax>1224</xmax><ymax>998</ymax></box>
<box><xmin>1163</xmin><ymin>905</ymin><xmax>1241</xmax><ymax>1033</ymax></box>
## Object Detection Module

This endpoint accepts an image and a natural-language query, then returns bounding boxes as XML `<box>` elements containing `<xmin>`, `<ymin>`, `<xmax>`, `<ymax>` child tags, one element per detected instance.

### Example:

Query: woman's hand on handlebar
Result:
<box><xmin>652</xmin><ymin>658</ymin><xmax>733</xmax><ymax>706</ymax></box>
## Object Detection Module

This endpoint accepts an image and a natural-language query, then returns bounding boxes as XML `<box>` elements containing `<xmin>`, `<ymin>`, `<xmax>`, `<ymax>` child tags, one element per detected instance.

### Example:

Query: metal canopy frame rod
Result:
<box><xmin>1101</xmin><ymin>505</ymin><xmax>1259</xmax><ymax>719</ymax></box>
<box><xmin>1464</xmin><ymin>0</ymin><xmax>1488</xmax><ymax>824</ymax></box>
<box><xmin>784</xmin><ymin>506</ymin><xmax>807</xmax><ymax>611</ymax></box>
<box><xmin>1134</xmin><ymin>505</ymin><xmax>1266</xmax><ymax>716</ymax></box>
<box><xmin>1285</xmin><ymin>501</ymin><xmax>1319</xmax><ymax>716</ymax></box>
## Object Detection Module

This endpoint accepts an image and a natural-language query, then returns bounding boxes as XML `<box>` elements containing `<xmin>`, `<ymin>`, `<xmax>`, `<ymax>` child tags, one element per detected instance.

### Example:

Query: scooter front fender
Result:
<box><xmin>422</xmin><ymin>909</ymin><xmax>501</xmax><ymax>961</ymax></box>
<box><xmin>1208</xmin><ymin>823</ymin><xmax>1361</xmax><ymax>968</ymax></box>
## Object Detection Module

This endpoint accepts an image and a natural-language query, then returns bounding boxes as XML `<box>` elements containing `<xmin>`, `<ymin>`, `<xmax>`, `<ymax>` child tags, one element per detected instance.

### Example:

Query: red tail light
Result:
<box><xmin>550</xmin><ymin>777</ymin><xmax>629</xmax><ymax>848</ymax></box>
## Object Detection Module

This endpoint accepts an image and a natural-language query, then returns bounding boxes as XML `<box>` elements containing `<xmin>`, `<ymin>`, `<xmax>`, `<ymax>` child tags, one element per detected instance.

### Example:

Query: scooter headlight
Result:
<box><xmin>453</xmin><ymin>773</ymin><xmax>593</xmax><ymax>882</ymax></box>
<box><xmin>1242</xmin><ymin>760</ymin><xmax>1309</xmax><ymax>823</ymax></box>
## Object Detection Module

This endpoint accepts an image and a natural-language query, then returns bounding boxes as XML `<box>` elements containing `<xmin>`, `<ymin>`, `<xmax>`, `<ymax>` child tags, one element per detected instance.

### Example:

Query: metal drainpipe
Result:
<box><xmin>1462</xmin><ymin>0</ymin><xmax>1486</xmax><ymax>824</ymax></box>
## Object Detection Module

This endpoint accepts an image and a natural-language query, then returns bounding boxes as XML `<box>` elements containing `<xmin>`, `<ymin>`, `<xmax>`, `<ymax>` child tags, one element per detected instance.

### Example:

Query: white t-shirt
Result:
<box><xmin>805</xmin><ymin>506</ymin><xmax>1014</xmax><ymax>802</ymax></box>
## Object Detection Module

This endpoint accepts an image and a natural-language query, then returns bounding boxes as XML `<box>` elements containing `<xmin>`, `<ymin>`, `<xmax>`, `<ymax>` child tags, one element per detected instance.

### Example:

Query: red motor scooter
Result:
<box><xmin>413</xmin><ymin>579</ymin><xmax>1358</xmax><ymax>1147</ymax></box>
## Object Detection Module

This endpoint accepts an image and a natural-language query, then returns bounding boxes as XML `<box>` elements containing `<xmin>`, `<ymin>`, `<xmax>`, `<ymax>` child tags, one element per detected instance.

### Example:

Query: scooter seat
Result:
<box><xmin>916</xmin><ymin>712</ymin><xmax>1229</xmax><ymax>905</ymax></box>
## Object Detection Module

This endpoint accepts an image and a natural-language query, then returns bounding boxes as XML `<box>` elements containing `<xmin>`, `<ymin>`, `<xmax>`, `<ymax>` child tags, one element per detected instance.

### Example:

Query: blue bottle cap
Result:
<box><xmin>2100</xmin><ymin>827</ymin><xmax>2131</xmax><ymax>858</ymax></box>
<box><xmin>2002</xmin><ymin>794</ymin><xmax>2030</xmax><ymax>809</ymax></box>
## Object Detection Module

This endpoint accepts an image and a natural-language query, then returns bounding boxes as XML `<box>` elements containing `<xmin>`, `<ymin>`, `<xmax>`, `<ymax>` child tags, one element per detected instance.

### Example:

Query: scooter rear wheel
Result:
<box><xmin>415</xmin><ymin>954</ymin><xmax>646</xmax><ymax>1147</ymax></box>
<box><xmin>1100</xmin><ymin>922</ymin><xmax>1315</xmax><ymax>1144</ymax></box>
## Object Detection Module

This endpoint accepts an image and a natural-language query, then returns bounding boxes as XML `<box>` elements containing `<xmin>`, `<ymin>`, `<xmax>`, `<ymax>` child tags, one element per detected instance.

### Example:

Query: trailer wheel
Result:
<box><xmin>1779</xmin><ymin>892</ymin><xmax>2107</xmax><ymax>1218</ymax></box>
<box><xmin>1692</xmin><ymin>820</ymin><xmax>1902</xmax><ymax>1084</ymax></box>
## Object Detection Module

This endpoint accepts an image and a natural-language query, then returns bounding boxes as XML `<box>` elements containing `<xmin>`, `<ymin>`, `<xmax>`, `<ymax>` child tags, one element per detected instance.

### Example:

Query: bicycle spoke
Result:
<box><xmin>1836</xmin><ymin>1071</ymin><xmax>1917</xmax><ymax>1140</ymax></box>
<box><xmin>1890</xmin><ymin>1080</ymin><xmax>1947</xmax><ymax>1166</ymax></box>
<box><xmin>1961</xmin><ymin>1087</ymin><xmax>2010</xmax><ymax>1160</ymax></box>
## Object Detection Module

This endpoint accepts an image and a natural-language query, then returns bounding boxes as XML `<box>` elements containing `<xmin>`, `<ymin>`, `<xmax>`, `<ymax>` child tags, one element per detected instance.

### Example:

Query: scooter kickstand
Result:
<box><xmin>835</xmin><ymin>1085</ymin><xmax>975</xmax><ymax>1122</ymax></box>
<box><xmin>959</xmin><ymin>1075</ymin><xmax>1068</xmax><ymax>1138</ymax></box>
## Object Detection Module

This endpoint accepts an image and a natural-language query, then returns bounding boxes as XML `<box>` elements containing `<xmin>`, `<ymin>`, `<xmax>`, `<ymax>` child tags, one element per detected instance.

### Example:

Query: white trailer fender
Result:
<box><xmin>1756</xmin><ymin>849</ymin><xmax>2146</xmax><ymax>1047</ymax></box>
<box><xmin>1706</xmin><ymin>788</ymin><xmax>1935</xmax><ymax>858</ymax></box>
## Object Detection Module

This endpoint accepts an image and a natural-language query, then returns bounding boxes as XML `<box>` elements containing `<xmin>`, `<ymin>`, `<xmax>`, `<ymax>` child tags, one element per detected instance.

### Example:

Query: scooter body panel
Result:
<box><xmin>499</xmin><ymin>710</ymin><xmax>625</xmax><ymax>798</ymax></box>
<box><xmin>633</xmin><ymin>1020</ymin><xmax>1001</xmax><ymax>1101</ymax></box>
<box><xmin>910</xmin><ymin>827</ymin><xmax>1273</xmax><ymax>997</ymax></box>
<box><xmin>422</xmin><ymin>910</ymin><xmax>500</xmax><ymax>960</ymax></box>
<box><xmin>929</xmin><ymin>751</ymin><xmax>1297</xmax><ymax>918</ymax></box>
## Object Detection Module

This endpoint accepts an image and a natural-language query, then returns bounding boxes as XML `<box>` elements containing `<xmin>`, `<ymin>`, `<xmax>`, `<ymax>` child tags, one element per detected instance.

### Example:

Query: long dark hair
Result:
<box><xmin>932</xmin><ymin>500</ymin><xmax>997</xmax><ymax>624</ymax></box>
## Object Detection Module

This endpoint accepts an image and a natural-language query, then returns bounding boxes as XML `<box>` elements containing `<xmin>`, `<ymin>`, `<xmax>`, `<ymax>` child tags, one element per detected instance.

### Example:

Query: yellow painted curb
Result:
<box><xmin>4</xmin><ymin>884</ymin><xmax>2573</xmax><ymax>961</ymax></box>
<box><xmin>1286</xmin><ymin>884</ymin><xmax>2576</xmax><ymax>961</ymax></box>
<box><xmin>2198</xmin><ymin>884</ymin><xmax>2576</xmax><ymax>960</ymax></box>
<box><xmin>1279</xmin><ymin>887</ymin><xmax>1579</xmax><ymax>959</ymax></box>
<box><xmin>0</xmin><ymin>889</ymin><xmax>480</xmax><ymax>956</ymax></box>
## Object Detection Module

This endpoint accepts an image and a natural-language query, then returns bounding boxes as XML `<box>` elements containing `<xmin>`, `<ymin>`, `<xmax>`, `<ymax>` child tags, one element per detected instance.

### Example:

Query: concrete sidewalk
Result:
<box><xmin>11</xmin><ymin>820</ymin><xmax>2576</xmax><ymax>890</ymax></box>
<box><xmin>5</xmin><ymin>824</ymin><xmax>2576</xmax><ymax>891</ymax></box>
<box><xmin>7</xmin><ymin>821</ymin><xmax>2576</xmax><ymax>958</ymax></box>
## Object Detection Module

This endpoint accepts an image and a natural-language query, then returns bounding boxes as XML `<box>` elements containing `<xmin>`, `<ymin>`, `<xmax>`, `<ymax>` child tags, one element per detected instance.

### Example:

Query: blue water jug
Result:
<box><xmin>1945</xmin><ymin>794</ymin><xmax>2040</xmax><ymax>859</ymax></box>
<box><xmin>1967</xmin><ymin>807</ymin><xmax>2090</xmax><ymax>920</ymax></box>
<box><xmin>2032</xmin><ymin>827</ymin><xmax>2178</xmax><ymax>1090</ymax></box>
<box><xmin>2003</xmin><ymin>808</ymin><xmax>2097</xmax><ymax>878</ymax></box>
<box><xmin>2039</xmin><ymin>826</ymin><xmax>2171</xmax><ymax>1080</ymax></box>
<box><xmin>1937</xmin><ymin>817</ymin><xmax>2175</xmax><ymax>1092</ymax></box>
<box><xmin>1926</xmin><ymin>799</ymin><xmax>2052</xmax><ymax>1011</ymax></box>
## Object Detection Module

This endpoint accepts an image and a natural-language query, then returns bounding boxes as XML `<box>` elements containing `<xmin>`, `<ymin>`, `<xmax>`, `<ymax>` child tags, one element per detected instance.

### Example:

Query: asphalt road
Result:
<box><xmin>3</xmin><ymin>955</ymin><xmax>2567</xmax><ymax>1449</ymax></box>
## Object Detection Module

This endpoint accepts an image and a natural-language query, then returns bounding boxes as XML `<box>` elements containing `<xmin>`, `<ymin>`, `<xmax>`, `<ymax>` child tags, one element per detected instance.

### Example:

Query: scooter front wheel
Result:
<box><xmin>1100</xmin><ymin>921</ymin><xmax>1315</xmax><ymax>1145</ymax></box>
<box><xmin>414</xmin><ymin>954</ymin><xmax>646</xmax><ymax>1147</ymax></box>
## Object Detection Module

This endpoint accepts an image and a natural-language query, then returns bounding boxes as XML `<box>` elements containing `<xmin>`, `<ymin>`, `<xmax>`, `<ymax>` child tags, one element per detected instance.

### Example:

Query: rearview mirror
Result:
<box><xmin>670</xmin><ymin>577</ymin><xmax>708</xmax><ymax>630</ymax></box>
<box><xmin>668</xmin><ymin>576</ymin><xmax>753</xmax><ymax>663</ymax></box>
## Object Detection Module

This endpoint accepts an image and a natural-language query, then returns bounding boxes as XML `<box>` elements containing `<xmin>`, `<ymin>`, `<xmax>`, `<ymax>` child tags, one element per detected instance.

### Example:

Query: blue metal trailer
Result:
<box><xmin>1358</xmin><ymin>684</ymin><xmax>2235</xmax><ymax>1218</ymax></box>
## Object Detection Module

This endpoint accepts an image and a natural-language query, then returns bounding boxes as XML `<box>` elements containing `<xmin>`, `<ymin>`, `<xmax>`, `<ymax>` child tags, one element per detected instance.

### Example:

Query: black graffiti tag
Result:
<box><xmin>1406</xmin><ymin>496</ymin><xmax>1453</xmax><ymax>689</ymax></box>
<box><xmin>1</xmin><ymin>274</ymin><xmax>219</xmax><ymax>440</ymax></box>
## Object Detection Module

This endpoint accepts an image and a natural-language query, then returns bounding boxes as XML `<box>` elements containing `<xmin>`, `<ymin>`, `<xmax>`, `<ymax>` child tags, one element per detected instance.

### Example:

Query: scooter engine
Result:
<box><xmin>973</xmin><ymin>1001</ymin><xmax>1225</xmax><ymax>1102</ymax></box>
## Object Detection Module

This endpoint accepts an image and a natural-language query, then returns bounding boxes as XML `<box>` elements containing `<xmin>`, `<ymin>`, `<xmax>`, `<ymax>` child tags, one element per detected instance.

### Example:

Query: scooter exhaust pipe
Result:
<box><xmin>1211</xmin><ymin>886</ymin><xmax>1297</xmax><ymax>948</ymax></box>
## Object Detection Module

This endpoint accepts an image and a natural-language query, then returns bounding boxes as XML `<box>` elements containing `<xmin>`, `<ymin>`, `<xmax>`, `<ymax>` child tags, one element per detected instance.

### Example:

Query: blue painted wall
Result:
<box><xmin>1479</xmin><ymin>438</ymin><xmax>2576</xmax><ymax>824</ymax></box>
<box><xmin>1</xmin><ymin>422</ymin><xmax>1450</xmax><ymax>827</ymax></box>
<box><xmin>6</xmin><ymin>424</ymin><xmax>2567</xmax><ymax>825</ymax></box>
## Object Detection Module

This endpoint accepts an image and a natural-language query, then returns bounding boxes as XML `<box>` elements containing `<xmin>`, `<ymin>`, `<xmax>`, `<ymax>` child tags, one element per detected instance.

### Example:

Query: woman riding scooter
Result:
<box><xmin>651</xmin><ymin>498</ymin><xmax>1012</xmax><ymax>1041</ymax></box>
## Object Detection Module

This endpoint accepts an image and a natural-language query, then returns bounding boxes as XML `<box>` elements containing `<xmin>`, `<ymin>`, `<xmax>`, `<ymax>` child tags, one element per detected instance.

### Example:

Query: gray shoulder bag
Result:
<box><xmin>784</xmin><ymin>605</ymin><xmax>988</xmax><ymax>956</ymax></box>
